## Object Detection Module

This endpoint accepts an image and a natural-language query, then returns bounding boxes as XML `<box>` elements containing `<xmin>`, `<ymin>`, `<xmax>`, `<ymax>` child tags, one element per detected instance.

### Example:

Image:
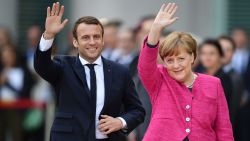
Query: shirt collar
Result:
<box><xmin>223</xmin><ymin>63</ymin><xmax>233</xmax><ymax>73</ymax></box>
<box><xmin>78</xmin><ymin>55</ymin><xmax>103</xmax><ymax>66</ymax></box>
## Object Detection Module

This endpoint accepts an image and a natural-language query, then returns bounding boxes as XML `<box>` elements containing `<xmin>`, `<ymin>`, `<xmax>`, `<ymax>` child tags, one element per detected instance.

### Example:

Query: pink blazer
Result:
<box><xmin>138</xmin><ymin>38</ymin><xmax>234</xmax><ymax>141</ymax></box>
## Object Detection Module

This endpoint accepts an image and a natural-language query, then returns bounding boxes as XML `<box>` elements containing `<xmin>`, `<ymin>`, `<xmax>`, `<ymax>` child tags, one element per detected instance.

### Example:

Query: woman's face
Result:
<box><xmin>1</xmin><ymin>48</ymin><xmax>16</xmax><ymax>67</ymax></box>
<box><xmin>164</xmin><ymin>48</ymin><xmax>194</xmax><ymax>83</ymax></box>
<box><xmin>219</xmin><ymin>39</ymin><xmax>234</xmax><ymax>65</ymax></box>
<box><xmin>199</xmin><ymin>44</ymin><xmax>221</xmax><ymax>69</ymax></box>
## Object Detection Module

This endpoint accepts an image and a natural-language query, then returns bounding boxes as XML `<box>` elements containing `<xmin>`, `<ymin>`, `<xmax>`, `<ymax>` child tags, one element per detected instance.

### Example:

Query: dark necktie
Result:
<box><xmin>86</xmin><ymin>64</ymin><xmax>97</xmax><ymax>107</ymax></box>
<box><xmin>85</xmin><ymin>64</ymin><xmax>97</xmax><ymax>140</ymax></box>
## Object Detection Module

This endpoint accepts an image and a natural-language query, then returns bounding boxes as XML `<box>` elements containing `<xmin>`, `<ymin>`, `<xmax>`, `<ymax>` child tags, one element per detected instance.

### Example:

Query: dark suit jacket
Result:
<box><xmin>34</xmin><ymin>46</ymin><xmax>145</xmax><ymax>141</ymax></box>
<box><xmin>215</xmin><ymin>69</ymin><xmax>233</xmax><ymax>108</ymax></box>
<box><xmin>227</xmin><ymin>69</ymin><xmax>244</xmax><ymax>125</ymax></box>
<box><xmin>243</xmin><ymin>55</ymin><xmax>250</xmax><ymax>95</ymax></box>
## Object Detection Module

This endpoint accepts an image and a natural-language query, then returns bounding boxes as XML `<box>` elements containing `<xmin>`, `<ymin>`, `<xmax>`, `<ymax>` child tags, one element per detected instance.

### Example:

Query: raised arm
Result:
<box><xmin>44</xmin><ymin>2</ymin><xmax>68</xmax><ymax>40</ymax></box>
<box><xmin>138</xmin><ymin>3</ymin><xmax>178</xmax><ymax>101</ymax></box>
<box><xmin>34</xmin><ymin>2</ymin><xmax>68</xmax><ymax>85</ymax></box>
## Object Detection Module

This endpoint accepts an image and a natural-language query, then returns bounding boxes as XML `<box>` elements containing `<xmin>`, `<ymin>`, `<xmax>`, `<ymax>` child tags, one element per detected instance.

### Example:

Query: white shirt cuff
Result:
<box><xmin>39</xmin><ymin>34</ymin><xmax>54</xmax><ymax>52</ymax></box>
<box><xmin>117</xmin><ymin>117</ymin><xmax>127</xmax><ymax>129</ymax></box>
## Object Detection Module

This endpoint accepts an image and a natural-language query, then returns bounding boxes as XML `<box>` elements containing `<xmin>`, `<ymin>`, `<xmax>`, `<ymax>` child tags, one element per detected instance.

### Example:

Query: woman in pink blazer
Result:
<box><xmin>138</xmin><ymin>3</ymin><xmax>234</xmax><ymax>141</ymax></box>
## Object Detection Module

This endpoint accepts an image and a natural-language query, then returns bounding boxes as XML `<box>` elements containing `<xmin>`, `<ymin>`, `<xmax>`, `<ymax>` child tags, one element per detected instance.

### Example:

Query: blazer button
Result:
<box><xmin>185</xmin><ymin>105</ymin><xmax>190</xmax><ymax>110</ymax></box>
<box><xmin>186</xmin><ymin>117</ymin><xmax>190</xmax><ymax>122</ymax></box>
<box><xmin>185</xmin><ymin>128</ymin><xmax>191</xmax><ymax>133</ymax></box>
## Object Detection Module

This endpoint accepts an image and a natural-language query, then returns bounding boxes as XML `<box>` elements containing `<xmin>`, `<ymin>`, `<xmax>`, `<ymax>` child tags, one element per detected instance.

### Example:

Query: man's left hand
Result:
<box><xmin>98</xmin><ymin>115</ymin><xmax>123</xmax><ymax>134</ymax></box>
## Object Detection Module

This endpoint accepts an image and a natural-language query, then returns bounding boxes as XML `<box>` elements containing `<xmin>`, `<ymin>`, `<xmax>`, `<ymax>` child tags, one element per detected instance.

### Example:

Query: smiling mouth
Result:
<box><xmin>86</xmin><ymin>47</ymin><xmax>97</xmax><ymax>51</ymax></box>
<box><xmin>173</xmin><ymin>70</ymin><xmax>183</xmax><ymax>73</ymax></box>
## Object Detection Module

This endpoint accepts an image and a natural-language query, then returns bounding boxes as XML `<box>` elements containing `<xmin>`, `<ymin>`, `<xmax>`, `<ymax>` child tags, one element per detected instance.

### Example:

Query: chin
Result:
<box><xmin>88</xmin><ymin>53</ymin><xmax>100</xmax><ymax>58</ymax></box>
<box><xmin>171</xmin><ymin>74</ymin><xmax>185</xmax><ymax>82</ymax></box>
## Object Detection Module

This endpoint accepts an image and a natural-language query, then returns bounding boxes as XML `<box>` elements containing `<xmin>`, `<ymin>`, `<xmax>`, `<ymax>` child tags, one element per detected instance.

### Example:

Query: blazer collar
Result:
<box><xmin>100</xmin><ymin>56</ymin><xmax>112</xmax><ymax>117</ymax></box>
<box><xmin>72</xmin><ymin>56</ymin><xmax>91</xmax><ymax>98</ymax></box>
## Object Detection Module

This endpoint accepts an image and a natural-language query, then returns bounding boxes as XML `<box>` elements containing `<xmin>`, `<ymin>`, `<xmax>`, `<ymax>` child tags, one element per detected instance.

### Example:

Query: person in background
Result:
<box><xmin>138</xmin><ymin>3</ymin><xmax>234</xmax><ymax>140</ymax></box>
<box><xmin>231</xmin><ymin>28</ymin><xmax>250</xmax><ymax>141</ymax></box>
<box><xmin>219</xmin><ymin>36</ymin><xmax>245</xmax><ymax>127</ymax></box>
<box><xmin>128</xmin><ymin>15</ymin><xmax>155</xmax><ymax>141</ymax></box>
<box><xmin>0</xmin><ymin>27</ymin><xmax>12</xmax><ymax>49</ymax></box>
<box><xmin>231</xmin><ymin>28</ymin><xmax>250</xmax><ymax>75</ymax></box>
<box><xmin>129</xmin><ymin>15</ymin><xmax>155</xmax><ymax>76</ymax></box>
<box><xmin>23</xmin><ymin>25</ymin><xmax>54</xmax><ymax>141</ymax></box>
<box><xmin>65</xmin><ymin>30</ymin><xmax>78</xmax><ymax>56</ymax></box>
<box><xmin>116</xmin><ymin>28</ymin><xmax>137</xmax><ymax>67</ymax></box>
<box><xmin>25</xmin><ymin>25</ymin><xmax>42</xmax><ymax>72</ymax></box>
<box><xmin>199</xmin><ymin>39</ymin><xmax>233</xmax><ymax>107</ymax></box>
<box><xmin>0</xmin><ymin>44</ymin><xmax>34</xmax><ymax>141</ymax></box>
<box><xmin>102</xmin><ymin>19</ymin><xmax>122</xmax><ymax>61</ymax></box>
<box><xmin>25</xmin><ymin>24</ymin><xmax>54</xmax><ymax>103</ymax></box>
<box><xmin>0</xmin><ymin>27</ymin><xmax>13</xmax><ymax>70</ymax></box>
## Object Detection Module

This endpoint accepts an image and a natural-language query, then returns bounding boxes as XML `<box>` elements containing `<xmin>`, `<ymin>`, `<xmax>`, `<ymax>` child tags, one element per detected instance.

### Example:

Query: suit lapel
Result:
<box><xmin>72</xmin><ymin>57</ymin><xmax>92</xmax><ymax>100</ymax></box>
<box><xmin>100</xmin><ymin>57</ymin><xmax>112</xmax><ymax>116</ymax></box>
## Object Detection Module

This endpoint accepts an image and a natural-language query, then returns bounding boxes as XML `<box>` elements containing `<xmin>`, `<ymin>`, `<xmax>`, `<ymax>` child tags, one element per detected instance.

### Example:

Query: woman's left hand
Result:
<box><xmin>148</xmin><ymin>3</ymin><xmax>179</xmax><ymax>45</ymax></box>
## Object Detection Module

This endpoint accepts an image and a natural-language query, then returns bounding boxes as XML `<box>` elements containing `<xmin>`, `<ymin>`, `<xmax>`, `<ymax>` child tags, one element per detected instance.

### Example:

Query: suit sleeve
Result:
<box><xmin>138</xmin><ymin>37</ymin><xmax>163</xmax><ymax>103</ymax></box>
<box><xmin>214</xmin><ymin>79</ymin><xmax>234</xmax><ymax>141</ymax></box>
<box><xmin>120</xmin><ymin>68</ymin><xmax>146</xmax><ymax>134</ymax></box>
<box><xmin>34</xmin><ymin>41</ymin><xmax>62</xmax><ymax>86</ymax></box>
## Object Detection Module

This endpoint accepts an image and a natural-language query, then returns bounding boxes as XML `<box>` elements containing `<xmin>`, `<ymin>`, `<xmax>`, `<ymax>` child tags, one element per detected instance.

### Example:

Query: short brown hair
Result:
<box><xmin>159</xmin><ymin>32</ymin><xmax>197</xmax><ymax>60</ymax></box>
<box><xmin>218</xmin><ymin>35</ymin><xmax>236</xmax><ymax>51</ymax></box>
<box><xmin>72</xmin><ymin>16</ymin><xmax>104</xmax><ymax>39</ymax></box>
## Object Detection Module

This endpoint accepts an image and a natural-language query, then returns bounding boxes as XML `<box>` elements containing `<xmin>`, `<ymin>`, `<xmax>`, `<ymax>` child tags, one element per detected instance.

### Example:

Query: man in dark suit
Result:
<box><xmin>34</xmin><ymin>2</ymin><xmax>145</xmax><ymax>141</ymax></box>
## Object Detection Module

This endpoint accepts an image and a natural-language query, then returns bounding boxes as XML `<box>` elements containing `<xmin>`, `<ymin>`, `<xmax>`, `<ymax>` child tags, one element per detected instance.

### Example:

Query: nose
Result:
<box><xmin>89</xmin><ymin>37</ymin><xmax>95</xmax><ymax>45</ymax></box>
<box><xmin>173</xmin><ymin>60</ymin><xmax>180</xmax><ymax>69</ymax></box>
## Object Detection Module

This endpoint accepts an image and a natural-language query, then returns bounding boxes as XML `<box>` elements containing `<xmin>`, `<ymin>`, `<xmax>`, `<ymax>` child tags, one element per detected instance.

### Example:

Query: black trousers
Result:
<box><xmin>96</xmin><ymin>139</ymin><xmax>109</xmax><ymax>141</ymax></box>
<box><xmin>183</xmin><ymin>137</ymin><xmax>189</xmax><ymax>141</ymax></box>
<box><xmin>0</xmin><ymin>110</ymin><xmax>23</xmax><ymax>141</ymax></box>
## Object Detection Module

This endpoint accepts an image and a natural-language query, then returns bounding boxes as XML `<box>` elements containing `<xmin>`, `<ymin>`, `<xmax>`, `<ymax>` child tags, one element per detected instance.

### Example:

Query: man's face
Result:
<box><xmin>232</xmin><ymin>29</ymin><xmax>248</xmax><ymax>49</ymax></box>
<box><xmin>103</xmin><ymin>26</ymin><xmax>117</xmax><ymax>48</ymax></box>
<box><xmin>73</xmin><ymin>23</ymin><xmax>104</xmax><ymax>63</ymax></box>
<box><xmin>136</xmin><ymin>19</ymin><xmax>154</xmax><ymax>48</ymax></box>
<box><xmin>27</xmin><ymin>26</ymin><xmax>41</xmax><ymax>47</ymax></box>
<box><xmin>219</xmin><ymin>39</ymin><xmax>234</xmax><ymax>65</ymax></box>
<box><xmin>117</xmin><ymin>30</ymin><xmax>135</xmax><ymax>54</ymax></box>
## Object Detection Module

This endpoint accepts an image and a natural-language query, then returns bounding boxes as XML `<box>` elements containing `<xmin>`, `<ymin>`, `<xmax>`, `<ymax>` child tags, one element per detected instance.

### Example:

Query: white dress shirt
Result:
<box><xmin>0</xmin><ymin>68</ymin><xmax>24</xmax><ymax>101</ymax></box>
<box><xmin>39</xmin><ymin>36</ymin><xmax>126</xmax><ymax>139</ymax></box>
<box><xmin>232</xmin><ymin>48</ymin><xmax>249</xmax><ymax>74</ymax></box>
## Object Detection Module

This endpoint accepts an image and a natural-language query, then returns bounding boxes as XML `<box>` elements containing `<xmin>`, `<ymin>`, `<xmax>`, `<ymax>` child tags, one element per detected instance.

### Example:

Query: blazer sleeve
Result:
<box><xmin>34</xmin><ymin>44</ymin><xmax>62</xmax><ymax>86</ymax></box>
<box><xmin>214</xmin><ymin>79</ymin><xmax>234</xmax><ymax>141</ymax></box>
<box><xmin>138</xmin><ymin>37</ymin><xmax>163</xmax><ymax>103</ymax></box>
<box><xmin>120</xmin><ymin>68</ymin><xmax>146</xmax><ymax>134</ymax></box>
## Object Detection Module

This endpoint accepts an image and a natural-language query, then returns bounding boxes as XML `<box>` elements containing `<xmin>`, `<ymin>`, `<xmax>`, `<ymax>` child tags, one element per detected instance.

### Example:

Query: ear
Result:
<box><xmin>163</xmin><ymin>57</ymin><xmax>168</xmax><ymax>65</ymax></box>
<box><xmin>72</xmin><ymin>38</ymin><xmax>78</xmax><ymax>48</ymax></box>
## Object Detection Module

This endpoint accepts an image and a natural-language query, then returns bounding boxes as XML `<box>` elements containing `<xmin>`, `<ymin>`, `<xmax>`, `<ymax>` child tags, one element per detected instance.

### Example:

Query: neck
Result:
<box><xmin>79</xmin><ymin>54</ymin><xmax>99</xmax><ymax>64</ymax></box>
<box><xmin>206</xmin><ymin>64</ymin><xmax>221</xmax><ymax>75</ymax></box>
<box><xmin>183</xmin><ymin>72</ymin><xmax>195</xmax><ymax>87</ymax></box>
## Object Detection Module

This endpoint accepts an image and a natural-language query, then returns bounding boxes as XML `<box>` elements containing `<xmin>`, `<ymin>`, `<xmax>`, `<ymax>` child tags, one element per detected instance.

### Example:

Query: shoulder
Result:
<box><xmin>103</xmin><ymin>57</ymin><xmax>129</xmax><ymax>73</ymax></box>
<box><xmin>53</xmin><ymin>55</ymin><xmax>76</xmax><ymax>60</ymax></box>
<box><xmin>53</xmin><ymin>55</ymin><xmax>76</xmax><ymax>64</ymax></box>
<box><xmin>196</xmin><ymin>73</ymin><xmax>223</xmax><ymax>98</ymax></box>
<box><xmin>197</xmin><ymin>73</ymin><xmax>221</xmax><ymax>85</ymax></box>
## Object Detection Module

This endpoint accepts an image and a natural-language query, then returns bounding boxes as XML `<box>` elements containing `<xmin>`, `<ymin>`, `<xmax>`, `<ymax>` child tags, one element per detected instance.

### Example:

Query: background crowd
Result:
<box><xmin>0</xmin><ymin>0</ymin><xmax>250</xmax><ymax>141</ymax></box>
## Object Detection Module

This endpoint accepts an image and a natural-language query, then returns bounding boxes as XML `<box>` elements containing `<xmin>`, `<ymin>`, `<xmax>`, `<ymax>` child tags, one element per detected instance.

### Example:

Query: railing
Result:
<box><xmin>0</xmin><ymin>99</ymin><xmax>46</xmax><ymax>109</ymax></box>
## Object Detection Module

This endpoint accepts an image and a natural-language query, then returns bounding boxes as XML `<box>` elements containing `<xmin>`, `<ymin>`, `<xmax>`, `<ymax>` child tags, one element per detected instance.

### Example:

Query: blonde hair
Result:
<box><xmin>159</xmin><ymin>31</ymin><xmax>197</xmax><ymax>60</ymax></box>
